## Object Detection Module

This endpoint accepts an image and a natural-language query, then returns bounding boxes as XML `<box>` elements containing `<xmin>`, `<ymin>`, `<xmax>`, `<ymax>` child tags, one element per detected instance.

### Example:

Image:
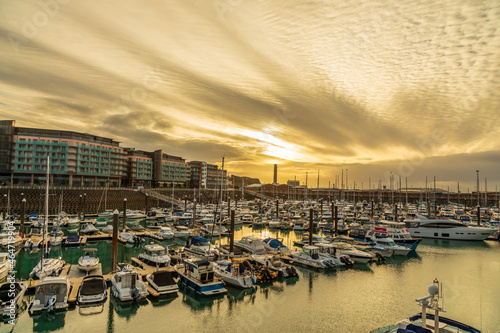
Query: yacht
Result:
<box><xmin>213</xmin><ymin>260</ymin><xmax>257</xmax><ymax>289</ymax></box>
<box><xmin>234</xmin><ymin>236</ymin><xmax>267</xmax><ymax>255</ymax></box>
<box><xmin>329</xmin><ymin>241</ymin><xmax>374</xmax><ymax>264</ymax></box>
<box><xmin>364</xmin><ymin>223</ymin><xmax>421</xmax><ymax>250</ymax></box>
<box><xmin>157</xmin><ymin>226</ymin><xmax>174</xmax><ymax>239</ymax></box>
<box><xmin>111</xmin><ymin>264</ymin><xmax>148</xmax><ymax>302</ymax></box>
<box><xmin>183</xmin><ymin>237</ymin><xmax>219</xmax><ymax>259</ymax></box>
<box><xmin>29</xmin><ymin>276</ymin><xmax>71</xmax><ymax>313</ymax></box>
<box><xmin>78</xmin><ymin>248</ymin><xmax>100</xmax><ymax>272</ymax></box>
<box><xmin>145</xmin><ymin>270</ymin><xmax>178</xmax><ymax>295</ymax></box>
<box><xmin>370</xmin><ymin>279</ymin><xmax>481</xmax><ymax>333</ymax></box>
<box><xmin>405</xmin><ymin>215</ymin><xmax>496</xmax><ymax>240</ymax></box>
<box><xmin>64</xmin><ymin>233</ymin><xmax>81</xmax><ymax>247</ymax></box>
<box><xmin>174</xmin><ymin>258</ymin><xmax>227</xmax><ymax>296</ymax></box>
<box><xmin>47</xmin><ymin>230</ymin><xmax>64</xmax><ymax>246</ymax></box>
<box><xmin>288</xmin><ymin>245</ymin><xmax>336</xmax><ymax>269</ymax></box>
<box><xmin>29</xmin><ymin>257</ymin><xmax>66</xmax><ymax>279</ymax></box>
<box><xmin>370</xmin><ymin>237</ymin><xmax>411</xmax><ymax>256</ymax></box>
<box><xmin>78</xmin><ymin>275</ymin><xmax>107</xmax><ymax>304</ymax></box>
<box><xmin>0</xmin><ymin>231</ymin><xmax>23</xmax><ymax>248</ymax></box>
<box><xmin>0</xmin><ymin>281</ymin><xmax>27</xmax><ymax>317</ymax></box>
<box><xmin>24</xmin><ymin>228</ymin><xmax>43</xmax><ymax>248</ymax></box>
<box><xmin>315</xmin><ymin>243</ymin><xmax>354</xmax><ymax>266</ymax></box>
<box><xmin>0</xmin><ymin>253</ymin><xmax>13</xmax><ymax>282</ymax></box>
<box><xmin>267</xmin><ymin>219</ymin><xmax>281</xmax><ymax>228</ymax></box>
<box><xmin>138</xmin><ymin>244</ymin><xmax>171</xmax><ymax>267</ymax></box>
<box><xmin>293</xmin><ymin>235</ymin><xmax>329</xmax><ymax>247</ymax></box>
<box><xmin>250</xmin><ymin>254</ymin><xmax>299</xmax><ymax>278</ymax></box>
<box><xmin>173</xmin><ymin>226</ymin><xmax>191</xmax><ymax>238</ymax></box>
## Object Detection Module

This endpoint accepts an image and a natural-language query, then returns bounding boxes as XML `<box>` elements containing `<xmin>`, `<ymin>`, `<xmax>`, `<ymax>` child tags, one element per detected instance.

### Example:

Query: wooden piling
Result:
<box><xmin>477</xmin><ymin>205</ymin><xmax>480</xmax><ymax>226</ymax></box>
<box><xmin>145</xmin><ymin>193</ymin><xmax>149</xmax><ymax>215</ymax></box>
<box><xmin>20</xmin><ymin>198</ymin><xmax>25</xmax><ymax>235</ymax></box>
<box><xmin>83</xmin><ymin>193</ymin><xmax>86</xmax><ymax>219</ymax></box>
<box><xmin>112</xmin><ymin>209</ymin><xmax>119</xmax><ymax>271</ymax></box>
<box><xmin>229</xmin><ymin>210</ymin><xmax>235</xmax><ymax>254</ymax></box>
<box><xmin>334</xmin><ymin>205</ymin><xmax>338</xmax><ymax>235</ymax></box>
<box><xmin>309</xmin><ymin>208</ymin><xmax>313</xmax><ymax>245</ymax></box>
<box><xmin>122</xmin><ymin>198</ymin><xmax>127</xmax><ymax>231</ymax></box>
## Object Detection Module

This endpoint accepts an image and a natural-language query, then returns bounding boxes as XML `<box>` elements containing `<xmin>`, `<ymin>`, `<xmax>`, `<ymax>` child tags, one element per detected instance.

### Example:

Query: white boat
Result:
<box><xmin>213</xmin><ymin>260</ymin><xmax>257</xmax><ymax>289</ymax></box>
<box><xmin>364</xmin><ymin>223</ymin><xmax>421</xmax><ymax>250</ymax></box>
<box><xmin>201</xmin><ymin>224</ymin><xmax>226</xmax><ymax>237</ymax></box>
<box><xmin>78</xmin><ymin>275</ymin><xmax>107</xmax><ymax>304</ymax></box>
<box><xmin>252</xmin><ymin>217</ymin><xmax>267</xmax><ymax>227</ymax></box>
<box><xmin>23</xmin><ymin>231</ymin><xmax>43</xmax><ymax>249</ymax></box>
<box><xmin>111</xmin><ymin>264</ymin><xmax>148</xmax><ymax>302</ymax></box>
<box><xmin>29</xmin><ymin>257</ymin><xmax>66</xmax><ymax>279</ymax></box>
<box><xmin>262</xmin><ymin>238</ymin><xmax>289</xmax><ymax>253</ymax></box>
<box><xmin>28</xmin><ymin>276</ymin><xmax>71</xmax><ymax>313</ymax></box>
<box><xmin>329</xmin><ymin>242</ymin><xmax>374</xmax><ymax>264</ymax></box>
<box><xmin>406</xmin><ymin>215</ymin><xmax>496</xmax><ymax>240</ymax></box>
<box><xmin>78</xmin><ymin>248</ymin><xmax>100</xmax><ymax>272</ymax></box>
<box><xmin>0</xmin><ymin>281</ymin><xmax>27</xmax><ymax>317</ymax></box>
<box><xmin>370</xmin><ymin>279</ymin><xmax>481</xmax><ymax>333</ymax></box>
<box><xmin>293</xmin><ymin>235</ymin><xmax>329</xmax><ymax>247</ymax></box>
<box><xmin>173</xmin><ymin>226</ymin><xmax>191</xmax><ymax>238</ymax></box>
<box><xmin>120</xmin><ymin>232</ymin><xmax>136</xmax><ymax>244</ymax></box>
<box><xmin>95</xmin><ymin>218</ymin><xmax>108</xmax><ymax>227</ymax></box>
<box><xmin>288</xmin><ymin>245</ymin><xmax>336</xmax><ymax>269</ymax></box>
<box><xmin>234</xmin><ymin>236</ymin><xmax>267</xmax><ymax>255</ymax></box>
<box><xmin>315</xmin><ymin>243</ymin><xmax>354</xmax><ymax>266</ymax></box>
<box><xmin>80</xmin><ymin>223</ymin><xmax>99</xmax><ymax>235</ymax></box>
<box><xmin>138</xmin><ymin>244</ymin><xmax>171</xmax><ymax>267</ymax></box>
<box><xmin>267</xmin><ymin>219</ymin><xmax>281</xmax><ymax>228</ymax></box>
<box><xmin>121</xmin><ymin>210</ymin><xmax>147</xmax><ymax>220</ymax></box>
<box><xmin>146</xmin><ymin>270</ymin><xmax>178</xmax><ymax>295</ymax></box>
<box><xmin>0</xmin><ymin>231</ymin><xmax>22</xmax><ymax>248</ymax></box>
<box><xmin>102</xmin><ymin>225</ymin><xmax>114</xmax><ymax>234</ymax></box>
<box><xmin>157</xmin><ymin>226</ymin><xmax>174</xmax><ymax>239</ymax></box>
<box><xmin>293</xmin><ymin>219</ymin><xmax>308</xmax><ymax>231</ymax></box>
<box><xmin>174</xmin><ymin>259</ymin><xmax>227</xmax><ymax>296</ymax></box>
<box><xmin>47</xmin><ymin>230</ymin><xmax>64</xmax><ymax>246</ymax></box>
<box><xmin>240</xmin><ymin>214</ymin><xmax>254</xmax><ymax>224</ymax></box>
<box><xmin>97</xmin><ymin>210</ymin><xmax>114</xmax><ymax>218</ymax></box>
<box><xmin>0</xmin><ymin>253</ymin><xmax>13</xmax><ymax>282</ymax></box>
<box><xmin>250</xmin><ymin>254</ymin><xmax>299</xmax><ymax>278</ymax></box>
<box><xmin>183</xmin><ymin>237</ymin><xmax>219</xmax><ymax>259</ymax></box>
<box><xmin>66</xmin><ymin>215</ymin><xmax>81</xmax><ymax>225</ymax></box>
<box><xmin>371</xmin><ymin>237</ymin><xmax>411</xmax><ymax>256</ymax></box>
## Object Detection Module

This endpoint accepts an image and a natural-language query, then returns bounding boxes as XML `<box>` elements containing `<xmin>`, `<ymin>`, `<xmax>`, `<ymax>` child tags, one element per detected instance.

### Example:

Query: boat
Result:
<box><xmin>47</xmin><ymin>230</ymin><xmax>64</xmax><ymax>246</ymax></box>
<box><xmin>213</xmin><ymin>260</ymin><xmax>257</xmax><ymax>289</ymax></box>
<box><xmin>64</xmin><ymin>234</ymin><xmax>81</xmax><ymax>247</ymax></box>
<box><xmin>95</xmin><ymin>218</ymin><xmax>108</xmax><ymax>227</ymax></box>
<box><xmin>262</xmin><ymin>238</ymin><xmax>289</xmax><ymax>253</ymax></box>
<box><xmin>201</xmin><ymin>224</ymin><xmax>226</xmax><ymax>237</ymax></box>
<box><xmin>0</xmin><ymin>231</ymin><xmax>23</xmax><ymax>248</ymax></box>
<box><xmin>405</xmin><ymin>214</ymin><xmax>496</xmax><ymax>240</ymax></box>
<box><xmin>370</xmin><ymin>279</ymin><xmax>481</xmax><ymax>333</ymax></box>
<box><xmin>102</xmin><ymin>225</ymin><xmax>114</xmax><ymax>234</ymax></box>
<box><xmin>370</xmin><ymin>237</ymin><xmax>411</xmax><ymax>256</ymax></box>
<box><xmin>110</xmin><ymin>264</ymin><xmax>148</xmax><ymax>302</ymax></box>
<box><xmin>293</xmin><ymin>235</ymin><xmax>329</xmax><ymax>247</ymax></box>
<box><xmin>80</xmin><ymin>223</ymin><xmax>99</xmax><ymax>235</ymax></box>
<box><xmin>24</xmin><ymin>228</ymin><xmax>43</xmax><ymax>248</ymax></box>
<box><xmin>123</xmin><ymin>210</ymin><xmax>147</xmax><ymax>220</ymax></box>
<box><xmin>252</xmin><ymin>217</ymin><xmax>267</xmax><ymax>227</ymax></box>
<box><xmin>293</xmin><ymin>219</ymin><xmax>308</xmax><ymax>231</ymax></box>
<box><xmin>183</xmin><ymin>237</ymin><xmax>219</xmax><ymax>259</ymax></box>
<box><xmin>78</xmin><ymin>248</ymin><xmax>100</xmax><ymax>272</ymax></box>
<box><xmin>145</xmin><ymin>270</ymin><xmax>179</xmax><ymax>295</ymax></box>
<box><xmin>120</xmin><ymin>232</ymin><xmax>137</xmax><ymax>244</ymax></box>
<box><xmin>240</xmin><ymin>214</ymin><xmax>254</xmax><ymax>224</ymax></box>
<box><xmin>250</xmin><ymin>254</ymin><xmax>299</xmax><ymax>278</ymax></box>
<box><xmin>279</xmin><ymin>220</ymin><xmax>294</xmax><ymax>230</ymax></box>
<box><xmin>267</xmin><ymin>219</ymin><xmax>281</xmax><ymax>228</ymax></box>
<box><xmin>66</xmin><ymin>215</ymin><xmax>80</xmax><ymax>226</ymax></box>
<box><xmin>315</xmin><ymin>243</ymin><xmax>354</xmax><ymax>266</ymax></box>
<box><xmin>174</xmin><ymin>258</ymin><xmax>227</xmax><ymax>296</ymax></box>
<box><xmin>28</xmin><ymin>276</ymin><xmax>71</xmax><ymax>313</ymax></box>
<box><xmin>78</xmin><ymin>275</ymin><xmax>107</xmax><ymax>304</ymax></box>
<box><xmin>0</xmin><ymin>281</ymin><xmax>27</xmax><ymax>317</ymax></box>
<box><xmin>0</xmin><ymin>253</ymin><xmax>13</xmax><ymax>283</ymax></box>
<box><xmin>157</xmin><ymin>226</ymin><xmax>174</xmax><ymax>239</ymax></box>
<box><xmin>363</xmin><ymin>223</ymin><xmax>421</xmax><ymax>250</ymax></box>
<box><xmin>173</xmin><ymin>226</ymin><xmax>191</xmax><ymax>238</ymax></box>
<box><xmin>138</xmin><ymin>244</ymin><xmax>171</xmax><ymax>267</ymax></box>
<box><xmin>288</xmin><ymin>245</ymin><xmax>336</xmax><ymax>269</ymax></box>
<box><xmin>234</xmin><ymin>236</ymin><xmax>267</xmax><ymax>255</ymax></box>
<box><xmin>329</xmin><ymin>242</ymin><xmax>374</xmax><ymax>264</ymax></box>
<box><xmin>29</xmin><ymin>257</ymin><xmax>66</xmax><ymax>279</ymax></box>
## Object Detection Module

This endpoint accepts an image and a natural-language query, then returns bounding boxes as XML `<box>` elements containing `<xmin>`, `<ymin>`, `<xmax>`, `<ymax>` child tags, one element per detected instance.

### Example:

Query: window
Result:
<box><xmin>442</xmin><ymin>233</ymin><xmax>450</xmax><ymax>237</ymax></box>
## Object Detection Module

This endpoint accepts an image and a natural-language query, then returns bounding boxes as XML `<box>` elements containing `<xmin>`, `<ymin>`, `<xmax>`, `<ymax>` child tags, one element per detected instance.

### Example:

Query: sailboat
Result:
<box><xmin>29</xmin><ymin>156</ymin><xmax>65</xmax><ymax>280</ymax></box>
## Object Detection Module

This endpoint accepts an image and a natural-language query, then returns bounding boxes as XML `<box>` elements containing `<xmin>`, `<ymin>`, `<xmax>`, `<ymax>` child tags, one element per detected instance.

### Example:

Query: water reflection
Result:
<box><xmin>31</xmin><ymin>310</ymin><xmax>67</xmax><ymax>332</ymax></box>
<box><xmin>109</xmin><ymin>297</ymin><xmax>148</xmax><ymax>318</ymax></box>
<box><xmin>150</xmin><ymin>294</ymin><xmax>178</xmax><ymax>308</ymax></box>
<box><xmin>179</xmin><ymin>285</ymin><xmax>224</xmax><ymax>312</ymax></box>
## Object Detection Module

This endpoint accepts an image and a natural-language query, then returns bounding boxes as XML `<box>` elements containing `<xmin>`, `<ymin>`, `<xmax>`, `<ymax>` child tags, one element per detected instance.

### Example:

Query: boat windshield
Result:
<box><xmin>195</xmin><ymin>242</ymin><xmax>210</xmax><ymax>247</ymax></box>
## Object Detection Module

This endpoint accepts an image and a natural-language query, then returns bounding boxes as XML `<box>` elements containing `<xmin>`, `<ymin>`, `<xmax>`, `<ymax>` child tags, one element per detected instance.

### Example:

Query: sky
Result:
<box><xmin>0</xmin><ymin>0</ymin><xmax>499</xmax><ymax>190</ymax></box>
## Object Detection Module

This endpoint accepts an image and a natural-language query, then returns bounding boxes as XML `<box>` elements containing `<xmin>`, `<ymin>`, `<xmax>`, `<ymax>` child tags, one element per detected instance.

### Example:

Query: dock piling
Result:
<box><xmin>123</xmin><ymin>198</ymin><xmax>127</xmax><ymax>231</ymax></box>
<box><xmin>309</xmin><ymin>208</ymin><xmax>313</xmax><ymax>245</ymax></box>
<box><xmin>112</xmin><ymin>209</ymin><xmax>119</xmax><ymax>271</ymax></box>
<box><xmin>229</xmin><ymin>210</ymin><xmax>235</xmax><ymax>255</ymax></box>
<box><xmin>20</xmin><ymin>198</ymin><xmax>25</xmax><ymax>235</ymax></box>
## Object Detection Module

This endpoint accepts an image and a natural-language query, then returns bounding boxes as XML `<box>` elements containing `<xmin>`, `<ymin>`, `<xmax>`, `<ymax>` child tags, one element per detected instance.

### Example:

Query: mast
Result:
<box><xmin>42</xmin><ymin>155</ymin><xmax>50</xmax><ymax>268</ymax></box>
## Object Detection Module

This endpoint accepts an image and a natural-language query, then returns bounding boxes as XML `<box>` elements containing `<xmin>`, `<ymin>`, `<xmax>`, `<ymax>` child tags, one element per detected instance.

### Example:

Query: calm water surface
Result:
<box><xmin>2</xmin><ymin>224</ymin><xmax>500</xmax><ymax>333</ymax></box>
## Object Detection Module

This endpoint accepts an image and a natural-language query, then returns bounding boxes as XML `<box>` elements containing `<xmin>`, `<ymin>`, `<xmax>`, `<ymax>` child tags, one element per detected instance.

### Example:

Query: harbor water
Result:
<box><xmin>3</xmin><ymin>225</ymin><xmax>500</xmax><ymax>333</ymax></box>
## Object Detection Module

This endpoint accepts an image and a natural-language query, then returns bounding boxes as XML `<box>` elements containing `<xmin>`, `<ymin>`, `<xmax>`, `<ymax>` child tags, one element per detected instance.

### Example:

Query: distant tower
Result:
<box><xmin>273</xmin><ymin>164</ymin><xmax>278</xmax><ymax>184</ymax></box>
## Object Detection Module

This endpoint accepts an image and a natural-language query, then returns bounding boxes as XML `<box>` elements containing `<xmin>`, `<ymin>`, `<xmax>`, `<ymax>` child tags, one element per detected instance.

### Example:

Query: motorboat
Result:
<box><xmin>293</xmin><ymin>235</ymin><xmax>329</xmax><ymax>247</ymax></box>
<box><xmin>157</xmin><ymin>226</ymin><xmax>174</xmax><ymax>239</ymax></box>
<box><xmin>138</xmin><ymin>244</ymin><xmax>171</xmax><ymax>267</ymax></box>
<box><xmin>184</xmin><ymin>237</ymin><xmax>219</xmax><ymax>259</ymax></box>
<box><xmin>370</xmin><ymin>279</ymin><xmax>481</xmax><ymax>333</ymax></box>
<box><xmin>47</xmin><ymin>230</ymin><xmax>64</xmax><ymax>246</ymax></box>
<box><xmin>250</xmin><ymin>254</ymin><xmax>299</xmax><ymax>278</ymax></box>
<box><xmin>252</xmin><ymin>217</ymin><xmax>267</xmax><ymax>227</ymax></box>
<box><xmin>97</xmin><ymin>210</ymin><xmax>114</xmax><ymax>218</ymax></box>
<box><xmin>80</xmin><ymin>223</ymin><xmax>99</xmax><ymax>235</ymax></box>
<box><xmin>120</xmin><ymin>232</ymin><xmax>137</xmax><ymax>244</ymax></box>
<box><xmin>0</xmin><ymin>281</ymin><xmax>27</xmax><ymax>317</ymax></box>
<box><xmin>240</xmin><ymin>214</ymin><xmax>254</xmax><ymax>224</ymax></box>
<box><xmin>213</xmin><ymin>260</ymin><xmax>257</xmax><ymax>289</ymax></box>
<box><xmin>145</xmin><ymin>270</ymin><xmax>178</xmax><ymax>295</ymax></box>
<box><xmin>267</xmin><ymin>219</ymin><xmax>281</xmax><ymax>228</ymax></box>
<box><xmin>279</xmin><ymin>220</ymin><xmax>294</xmax><ymax>230</ymax></box>
<box><xmin>201</xmin><ymin>224</ymin><xmax>226</xmax><ymax>237</ymax></box>
<box><xmin>64</xmin><ymin>234</ymin><xmax>81</xmax><ymax>247</ymax></box>
<box><xmin>364</xmin><ymin>223</ymin><xmax>421</xmax><ymax>250</ymax></box>
<box><xmin>78</xmin><ymin>275</ymin><xmax>107</xmax><ymax>304</ymax></box>
<box><xmin>66</xmin><ymin>215</ymin><xmax>80</xmax><ymax>226</ymax></box>
<box><xmin>78</xmin><ymin>248</ymin><xmax>100</xmax><ymax>272</ymax></box>
<box><xmin>173</xmin><ymin>226</ymin><xmax>191</xmax><ymax>238</ymax></box>
<box><xmin>293</xmin><ymin>219</ymin><xmax>308</xmax><ymax>231</ymax></box>
<box><xmin>0</xmin><ymin>231</ymin><xmax>23</xmax><ymax>248</ymax></box>
<box><xmin>29</xmin><ymin>257</ymin><xmax>66</xmax><ymax>279</ymax></box>
<box><xmin>0</xmin><ymin>253</ymin><xmax>13</xmax><ymax>282</ymax></box>
<box><xmin>28</xmin><ymin>276</ymin><xmax>71</xmax><ymax>313</ymax></box>
<box><xmin>262</xmin><ymin>238</ymin><xmax>289</xmax><ymax>253</ymax></box>
<box><xmin>174</xmin><ymin>259</ymin><xmax>227</xmax><ymax>296</ymax></box>
<box><xmin>234</xmin><ymin>236</ymin><xmax>267</xmax><ymax>255</ymax></box>
<box><xmin>288</xmin><ymin>245</ymin><xmax>336</xmax><ymax>269</ymax></box>
<box><xmin>111</xmin><ymin>264</ymin><xmax>148</xmax><ymax>302</ymax></box>
<box><xmin>102</xmin><ymin>225</ymin><xmax>113</xmax><ymax>234</ymax></box>
<box><xmin>95</xmin><ymin>218</ymin><xmax>108</xmax><ymax>227</ymax></box>
<box><xmin>405</xmin><ymin>215</ymin><xmax>496</xmax><ymax>240</ymax></box>
<box><xmin>315</xmin><ymin>243</ymin><xmax>354</xmax><ymax>266</ymax></box>
<box><xmin>370</xmin><ymin>237</ymin><xmax>411</xmax><ymax>256</ymax></box>
<box><xmin>329</xmin><ymin>242</ymin><xmax>374</xmax><ymax>264</ymax></box>
<box><xmin>122</xmin><ymin>210</ymin><xmax>147</xmax><ymax>220</ymax></box>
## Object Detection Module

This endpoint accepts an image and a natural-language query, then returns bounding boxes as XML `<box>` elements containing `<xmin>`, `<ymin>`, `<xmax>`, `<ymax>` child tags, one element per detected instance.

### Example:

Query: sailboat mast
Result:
<box><xmin>42</xmin><ymin>155</ymin><xmax>50</xmax><ymax>268</ymax></box>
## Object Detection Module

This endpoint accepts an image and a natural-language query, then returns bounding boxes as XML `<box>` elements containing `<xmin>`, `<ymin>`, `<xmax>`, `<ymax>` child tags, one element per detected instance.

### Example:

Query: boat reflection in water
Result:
<box><xmin>149</xmin><ymin>293</ymin><xmax>178</xmax><ymax>308</ymax></box>
<box><xmin>32</xmin><ymin>310</ymin><xmax>67</xmax><ymax>332</ymax></box>
<box><xmin>109</xmin><ymin>296</ymin><xmax>148</xmax><ymax>318</ymax></box>
<box><xmin>179</xmin><ymin>284</ymin><xmax>225</xmax><ymax>312</ymax></box>
<box><xmin>226</xmin><ymin>286</ymin><xmax>257</xmax><ymax>304</ymax></box>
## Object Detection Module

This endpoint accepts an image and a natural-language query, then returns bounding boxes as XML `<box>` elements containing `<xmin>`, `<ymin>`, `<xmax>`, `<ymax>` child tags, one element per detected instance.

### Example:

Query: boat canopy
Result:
<box><xmin>265</xmin><ymin>238</ymin><xmax>284</xmax><ymax>248</ymax></box>
<box><xmin>187</xmin><ymin>237</ymin><xmax>209</xmax><ymax>246</ymax></box>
